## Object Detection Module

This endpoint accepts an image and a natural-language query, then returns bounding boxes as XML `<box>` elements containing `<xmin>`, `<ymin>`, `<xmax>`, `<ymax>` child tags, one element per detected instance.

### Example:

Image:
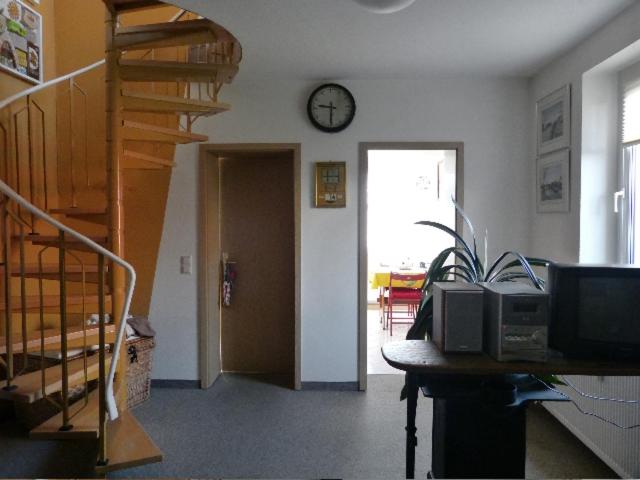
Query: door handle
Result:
<box><xmin>614</xmin><ymin>189</ymin><xmax>625</xmax><ymax>214</ymax></box>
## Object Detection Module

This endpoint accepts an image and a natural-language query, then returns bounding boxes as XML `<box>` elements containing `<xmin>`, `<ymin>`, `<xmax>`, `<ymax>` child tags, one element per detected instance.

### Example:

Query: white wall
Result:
<box><xmin>529</xmin><ymin>2</ymin><xmax>640</xmax><ymax>261</ymax></box>
<box><xmin>580</xmin><ymin>69</ymin><xmax>620</xmax><ymax>263</ymax></box>
<box><xmin>529</xmin><ymin>4</ymin><xmax>640</xmax><ymax>478</ymax></box>
<box><xmin>149</xmin><ymin>76</ymin><xmax>531</xmax><ymax>381</ymax></box>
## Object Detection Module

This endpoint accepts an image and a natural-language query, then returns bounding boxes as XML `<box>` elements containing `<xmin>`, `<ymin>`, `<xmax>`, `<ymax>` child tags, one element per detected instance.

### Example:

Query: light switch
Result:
<box><xmin>180</xmin><ymin>255</ymin><xmax>192</xmax><ymax>275</ymax></box>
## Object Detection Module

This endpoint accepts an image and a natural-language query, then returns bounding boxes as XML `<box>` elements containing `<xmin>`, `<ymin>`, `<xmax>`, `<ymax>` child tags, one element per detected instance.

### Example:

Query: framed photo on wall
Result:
<box><xmin>0</xmin><ymin>0</ymin><xmax>43</xmax><ymax>84</ymax></box>
<box><xmin>315</xmin><ymin>162</ymin><xmax>346</xmax><ymax>208</ymax></box>
<box><xmin>537</xmin><ymin>149</ymin><xmax>570</xmax><ymax>213</ymax></box>
<box><xmin>536</xmin><ymin>84</ymin><xmax>570</xmax><ymax>155</ymax></box>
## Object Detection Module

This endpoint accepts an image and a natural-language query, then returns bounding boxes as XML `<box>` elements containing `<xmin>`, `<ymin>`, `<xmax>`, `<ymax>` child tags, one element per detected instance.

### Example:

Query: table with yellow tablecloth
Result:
<box><xmin>370</xmin><ymin>271</ymin><xmax>426</xmax><ymax>289</ymax></box>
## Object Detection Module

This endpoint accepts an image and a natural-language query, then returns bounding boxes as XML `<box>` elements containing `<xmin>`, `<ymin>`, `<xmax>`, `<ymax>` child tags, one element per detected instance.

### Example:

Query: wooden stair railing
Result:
<box><xmin>0</xmin><ymin>178</ymin><xmax>136</xmax><ymax>467</ymax></box>
<box><xmin>0</xmin><ymin>59</ymin><xmax>106</xmax><ymax>217</ymax></box>
<box><xmin>1</xmin><ymin>0</ymin><xmax>241</xmax><ymax>473</ymax></box>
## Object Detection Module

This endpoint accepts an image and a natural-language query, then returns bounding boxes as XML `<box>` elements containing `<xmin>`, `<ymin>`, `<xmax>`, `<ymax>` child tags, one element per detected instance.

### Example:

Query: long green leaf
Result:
<box><xmin>494</xmin><ymin>272</ymin><xmax>529</xmax><ymax>281</ymax></box>
<box><xmin>450</xmin><ymin>248</ymin><xmax>479</xmax><ymax>281</ymax></box>
<box><xmin>486</xmin><ymin>252</ymin><xmax>543</xmax><ymax>290</ymax></box>
<box><xmin>407</xmin><ymin>294</ymin><xmax>433</xmax><ymax>340</ymax></box>
<box><xmin>439</xmin><ymin>264</ymin><xmax>473</xmax><ymax>282</ymax></box>
<box><xmin>499</xmin><ymin>257</ymin><xmax>551</xmax><ymax>272</ymax></box>
<box><xmin>415</xmin><ymin>221</ymin><xmax>476</xmax><ymax>265</ymax></box>
<box><xmin>423</xmin><ymin>249</ymin><xmax>452</xmax><ymax>291</ymax></box>
<box><xmin>428</xmin><ymin>246</ymin><xmax>478</xmax><ymax>282</ymax></box>
<box><xmin>451</xmin><ymin>196</ymin><xmax>478</xmax><ymax>261</ymax></box>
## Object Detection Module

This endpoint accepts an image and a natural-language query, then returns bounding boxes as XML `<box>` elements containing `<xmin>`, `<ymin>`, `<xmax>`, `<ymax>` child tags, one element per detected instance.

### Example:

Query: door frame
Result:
<box><xmin>198</xmin><ymin>143</ymin><xmax>302</xmax><ymax>390</ymax></box>
<box><xmin>357</xmin><ymin>141</ymin><xmax>465</xmax><ymax>391</ymax></box>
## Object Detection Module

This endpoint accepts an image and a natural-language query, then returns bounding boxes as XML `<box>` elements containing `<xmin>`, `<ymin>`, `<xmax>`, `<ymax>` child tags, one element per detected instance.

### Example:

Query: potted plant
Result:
<box><xmin>407</xmin><ymin>200</ymin><xmax>549</xmax><ymax>341</ymax></box>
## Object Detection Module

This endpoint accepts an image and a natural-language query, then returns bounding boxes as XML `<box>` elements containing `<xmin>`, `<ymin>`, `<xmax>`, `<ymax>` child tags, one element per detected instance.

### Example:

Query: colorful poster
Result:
<box><xmin>0</xmin><ymin>0</ymin><xmax>42</xmax><ymax>83</ymax></box>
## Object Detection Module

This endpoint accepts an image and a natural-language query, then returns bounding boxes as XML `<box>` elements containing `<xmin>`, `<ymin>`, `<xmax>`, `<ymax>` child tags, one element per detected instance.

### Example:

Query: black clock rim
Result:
<box><xmin>307</xmin><ymin>83</ymin><xmax>356</xmax><ymax>133</ymax></box>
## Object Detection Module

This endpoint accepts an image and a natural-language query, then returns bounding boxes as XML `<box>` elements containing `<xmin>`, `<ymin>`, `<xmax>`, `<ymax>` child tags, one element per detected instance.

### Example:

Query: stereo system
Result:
<box><xmin>481</xmin><ymin>282</ymin><xmax>549</xmax><ymax>362</ymax></box>
<box><xmin>432</xmin><ymin>281</ymin><xmax>549</xmax><ymax>362</ymax></box>
<box><xmin>432</xmin><ymin>263</ymin><xmax>640</xmax><ymax>361</ymax></box>
<box><xmin>432</xmin><ymin>283</ymin><xmax>484</xmax><ymax>353</ymax></box>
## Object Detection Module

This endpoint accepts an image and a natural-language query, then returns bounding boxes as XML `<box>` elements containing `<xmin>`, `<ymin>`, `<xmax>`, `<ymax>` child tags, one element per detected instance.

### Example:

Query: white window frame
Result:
<box><xmin>619</xmin><ymin>61</ymin><xmax>640</xmax><ymax>264</ymax></box>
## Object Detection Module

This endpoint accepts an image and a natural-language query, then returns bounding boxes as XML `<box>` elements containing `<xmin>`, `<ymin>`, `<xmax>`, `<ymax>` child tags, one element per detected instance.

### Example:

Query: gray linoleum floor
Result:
<box><xmin>0</xmin><ymin>374</ymin><xmax>618</xmax><ymax>479</ymax></box>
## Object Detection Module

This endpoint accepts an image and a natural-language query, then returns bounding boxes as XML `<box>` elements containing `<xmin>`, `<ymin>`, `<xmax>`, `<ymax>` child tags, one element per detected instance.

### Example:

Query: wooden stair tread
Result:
<box><xmin>123</xmin><ymin>150</ymin><xmax>175</xmax><ymax>169</ymax></box>
<box><xmin>0</xmin><ymin>353</ymin><xmax>112</xmax><ymax>403</ymax></box>
<box><xmin>0</xmin><ymin>261</ymin><xmax>107</xmax><ymax>283</ymax></box>
<box><xmin>1</xmin><ymin>263</ymin><xmax>101</xmax><ymax>274</ymax></box>
<box><xmin>49</xmin><ymin>207</ymin><xmax>107</xmax><ymax>226</ymax></box>
<box><xmin>21</xmin><ymin>234</ymin><xmax>108</xmax><ymax>243</ymax></box>
<box><xmin>116</xmin><ymin>19</ymin><xmax>214</xmax><ymax>36</ymax></box>
<box><xmin>0</xmin><ymin>294</ymin><xmax>111</xmax><ymax>312</ymax></box>
<box><xmin>21</xmin><ymin>235</ymin><xmax>108</xmax><ymax>252</ymax></box>
<box><xmin>121</xmin><ymin>90</ymin><xmax>230</xmax><ymax>115</ymax></box>
<box><xmin>0</xmin><ymin>323</ymin><xmax>116</xmax><ymax>355</ymax></box>
<box><xmin>115</xmin><ymin>20</ymin><xmax>217</xmax><ymax>50</ymax></box>
<box><xmin>49</xmin><ymin>207</ymin><xmax>107</xmax><ymax>216</ymax></box>
<box><xmin>122</xmin><ymin>120</ymin><xmax>208</xmax><ymax>144</ymax></box>
<box><xmin>104</xmin><ymin>0</ymin><xmax>163</xmax><ymax>12</ymax></box>
<box><xmin>118</xmin><ymin>59</ymin><xmax>238</xmax><ymax>83</ymax></box>
<box><xmin>95</xmin><ymin>410</ymin><xmax>163</xmax><ymax>474</ymax></box>
<box><xmin>30</xmin><ymin>389</ymin><xmax>100</xmax><ymax>440</ymax></box>
<box><xmin>115</xmin><ymin>18</ymin><xmax>240</xmax><ymax>49</ymax></box>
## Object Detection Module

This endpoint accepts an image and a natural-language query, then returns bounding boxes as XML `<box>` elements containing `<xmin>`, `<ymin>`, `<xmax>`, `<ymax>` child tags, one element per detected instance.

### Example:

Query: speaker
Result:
<box><xmin>432</xmin><ymin>282</ymin><xmax>484</xmax><ymax>353</ymax></box>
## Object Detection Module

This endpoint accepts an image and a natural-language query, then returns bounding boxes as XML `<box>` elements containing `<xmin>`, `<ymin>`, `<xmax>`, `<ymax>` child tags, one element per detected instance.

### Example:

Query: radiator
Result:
<box><xmin>545</xmin><ymin>376</ymin><xmax>640</xmax><ymax>478</ymax></box>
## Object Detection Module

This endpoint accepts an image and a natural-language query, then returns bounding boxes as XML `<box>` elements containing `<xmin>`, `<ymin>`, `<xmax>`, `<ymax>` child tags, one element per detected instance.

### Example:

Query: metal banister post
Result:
<box><xmin>58</xmin><ymin>230</ymin><xmax>73</xmax><ymax>432</ymax></box>
<box><xmin>1</xmin><ymin>200</ymin><xmax>16</xmax><ymax>391</ymax></box>
<box><xmin>97</xmin><ymin>253</ymin><xmax>108</xmax><ymax>467</ymax></box>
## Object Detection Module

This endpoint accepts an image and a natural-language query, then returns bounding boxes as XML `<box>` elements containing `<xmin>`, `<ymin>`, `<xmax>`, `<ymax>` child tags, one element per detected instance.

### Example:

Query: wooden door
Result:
<box><xmin>219</xmin><ymin>152</ymin><xmax>295</xmax><ymax>380</ymax></box>
<box><xmin>199</xmin><ymin>154</ymin><xmax>222</xmax><ymax>388</ymax></box>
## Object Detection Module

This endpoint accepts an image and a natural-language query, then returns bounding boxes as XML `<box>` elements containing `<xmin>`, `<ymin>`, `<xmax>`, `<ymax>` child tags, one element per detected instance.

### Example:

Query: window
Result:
<box><xmin>621</xmin><ymin>70</ymin><xmax>640</xmax><ymax>263</ymax></box>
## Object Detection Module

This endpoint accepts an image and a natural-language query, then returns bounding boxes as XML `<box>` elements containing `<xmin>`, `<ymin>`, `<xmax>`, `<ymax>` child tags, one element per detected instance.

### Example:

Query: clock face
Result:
<box><xmin>307</xmin><ymin>83</ymin><xmax>356</xmax><ymax>133</ymax></box>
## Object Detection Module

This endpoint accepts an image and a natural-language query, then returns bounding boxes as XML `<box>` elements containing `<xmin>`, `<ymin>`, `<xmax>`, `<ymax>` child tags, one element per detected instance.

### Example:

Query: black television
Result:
<box><xmin>548</xmin><ymin>263</ymin><xmax>640</xmax><ymax>360</ymax></box>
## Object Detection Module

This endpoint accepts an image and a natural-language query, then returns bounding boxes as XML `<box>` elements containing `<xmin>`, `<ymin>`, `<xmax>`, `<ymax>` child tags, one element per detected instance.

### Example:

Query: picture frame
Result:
<box><xmin>315</xmin><ymin>161</ymin><xmax>346</xmax><ymax>208</ymax></box>
<box><xmin>0</xmin><ymin>0</ymin><xmax>43</xmax><ymax>84</ymax></box>
<box><xmin>536</xmin><ymin>84</ymin><xmax>570</xmax><ymax>155</ymax></box>
<box><xmin>537</xmin><ymin>149</ymin><xmax>570</xmax><ymax>213</ymax></box>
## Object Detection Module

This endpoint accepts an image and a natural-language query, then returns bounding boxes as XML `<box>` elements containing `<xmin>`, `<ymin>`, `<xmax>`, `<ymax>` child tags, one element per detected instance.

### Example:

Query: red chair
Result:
<box><xmin>386</xmin><ymin>272</ymin><xmax>424</xmax><ymax>335</ymax></box>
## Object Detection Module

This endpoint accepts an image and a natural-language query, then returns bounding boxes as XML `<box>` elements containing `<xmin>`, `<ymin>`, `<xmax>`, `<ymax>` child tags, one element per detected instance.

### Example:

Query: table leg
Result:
<box><xmin>406</xmin><ymin>373</ymin><xmax>419</xmax><ymax>479</ymax></box>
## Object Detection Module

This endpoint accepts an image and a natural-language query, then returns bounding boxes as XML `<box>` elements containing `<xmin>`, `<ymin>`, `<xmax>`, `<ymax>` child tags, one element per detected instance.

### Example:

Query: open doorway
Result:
<box><xmin>198</xmin><ymin>144</ymin><xmax>301</xmax><ymax>390</ymax></box>
<box><xmin>358</xmin><ymin>142</ymin><xmax>464</xmax><ymax>389</ymax></box>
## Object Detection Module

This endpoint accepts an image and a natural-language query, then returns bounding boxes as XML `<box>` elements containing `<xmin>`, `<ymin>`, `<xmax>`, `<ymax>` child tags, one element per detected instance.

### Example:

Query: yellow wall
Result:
<box><xmin>51</xmin><ymin>0</ymin><xmax>183</xmax><ymax>316</ymax></box>
<box><xmin>2</xmin><ymin>0</ymin><xmax>184</xmax><ymax>324</ymax></box>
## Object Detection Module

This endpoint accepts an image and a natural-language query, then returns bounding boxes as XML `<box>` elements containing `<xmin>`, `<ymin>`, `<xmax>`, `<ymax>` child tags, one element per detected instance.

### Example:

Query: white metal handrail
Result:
<box><xmin>0</xmin><ymin>60</ymin><xmax>106</xmax><ymax>111</ymax></box>
<box><xmin>0</xmin><ymin>179</ymin><xmax>135</xmax><ymax>420</ymax></box>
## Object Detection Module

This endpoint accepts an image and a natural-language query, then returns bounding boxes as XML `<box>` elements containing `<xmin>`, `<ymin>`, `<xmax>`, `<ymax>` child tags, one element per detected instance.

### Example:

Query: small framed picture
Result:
<box><xmin>315</xmin><ymin>162</ymin><xmax>346</xmax><ymax>208</ymax></box>
<box><xmin>0</xmin><ymin>0</ymin><xmax>43</xmax><ymax>84</ymax></box>
<box><xmin>537</xmin><ymin>84</ymin><xmax>571</xmax><ymax>155</ymax></box>
<box><xmin>537</xmin><ymin>149</ymin><xmax>570</xmax><ymax>213</ymax></box>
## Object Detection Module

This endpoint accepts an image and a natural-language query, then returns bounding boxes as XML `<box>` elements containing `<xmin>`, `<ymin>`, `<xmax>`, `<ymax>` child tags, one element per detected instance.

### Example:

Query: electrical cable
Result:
<box><xmin>559</xmin><ymin>375</ymin><xmax>640</xmax><ymax>404</ymax></box>
<box><xmin>535</xmin><ymin>376</ymin><xmax>640</xmax><ymax>430</ymax></box>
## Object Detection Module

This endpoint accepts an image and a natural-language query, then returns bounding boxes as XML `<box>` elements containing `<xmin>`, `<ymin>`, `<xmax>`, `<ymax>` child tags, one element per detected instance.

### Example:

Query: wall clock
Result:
<box><xmin>307</xmin><ymin>83</ymin><xmax>356</xmax><ymax>133</ymax></box>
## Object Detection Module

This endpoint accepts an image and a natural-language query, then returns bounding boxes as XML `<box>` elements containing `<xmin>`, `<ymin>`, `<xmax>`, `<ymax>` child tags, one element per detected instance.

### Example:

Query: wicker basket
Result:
<box><xmin>126</xmin><ymin>336</ymin><xmax>155</xmax><ymax>409</ymax></box>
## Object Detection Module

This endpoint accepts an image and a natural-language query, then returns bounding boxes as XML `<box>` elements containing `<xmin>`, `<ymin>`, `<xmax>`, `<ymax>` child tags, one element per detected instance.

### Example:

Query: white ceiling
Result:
<box><xmin>171</xmin><ymin>0</ymin><xmax>636</xmax><ymax>79</ymax></box>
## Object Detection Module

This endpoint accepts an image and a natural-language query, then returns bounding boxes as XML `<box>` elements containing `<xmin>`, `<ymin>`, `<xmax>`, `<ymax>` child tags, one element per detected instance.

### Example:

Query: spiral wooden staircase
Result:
<box><xmin>0</xmin><ymin>0</ymin><xmax>241</xmax><ymax>474</ymax></box>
